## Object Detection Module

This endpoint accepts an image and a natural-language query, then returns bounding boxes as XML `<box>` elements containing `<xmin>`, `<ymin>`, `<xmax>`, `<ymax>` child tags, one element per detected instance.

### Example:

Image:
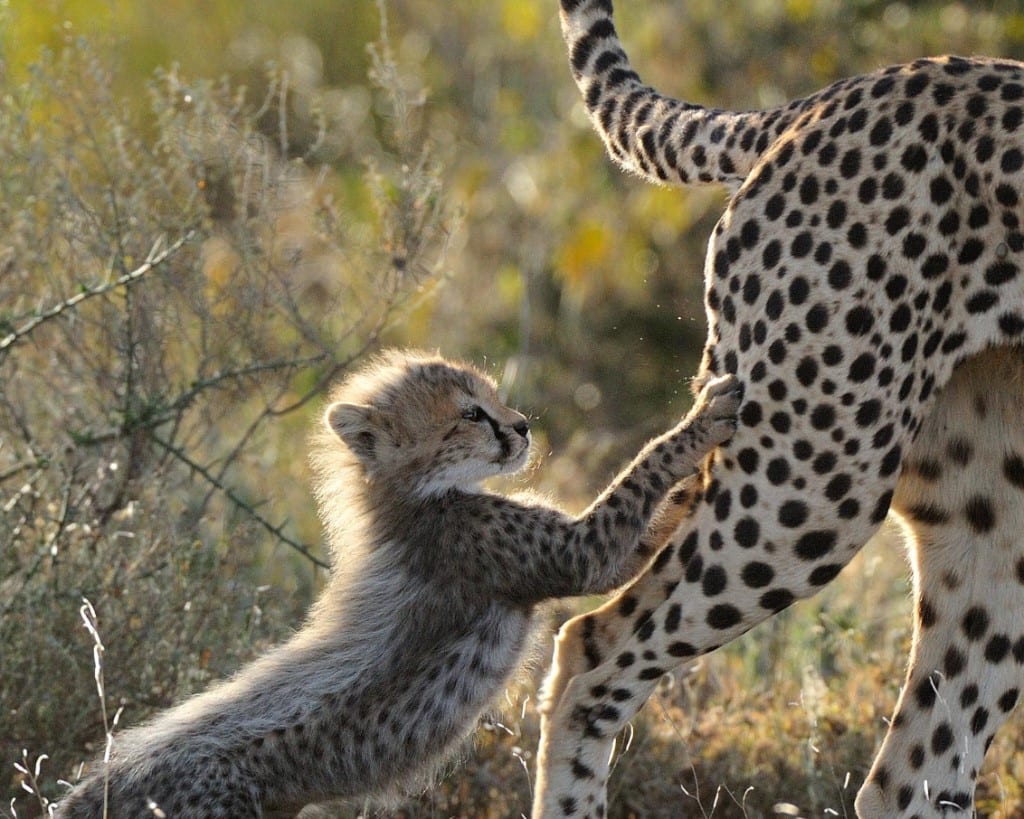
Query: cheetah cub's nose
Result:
<box><xmin>513</xmin><ymin>420</ymin><xmax>530</xmax><ymax>438</ymax></box>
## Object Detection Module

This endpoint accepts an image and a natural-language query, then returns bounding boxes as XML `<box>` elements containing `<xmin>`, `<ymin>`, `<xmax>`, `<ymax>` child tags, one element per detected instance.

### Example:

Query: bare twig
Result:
<box><xmin>0</xmin><ymin>232</ymin><xmax>194</xmax><ymax>357</ymax></box>
<box><xmin>148</xmin><ymin>432</ymin><xmax>329</xmax><ymax>570</ymax></box>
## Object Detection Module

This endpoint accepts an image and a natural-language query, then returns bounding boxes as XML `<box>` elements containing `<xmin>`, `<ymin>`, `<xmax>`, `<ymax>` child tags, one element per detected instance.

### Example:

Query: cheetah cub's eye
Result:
<box><xmin>461</xmin><ymin>406</ymin><xmax>487</xmax><ymax>423</ymax></box>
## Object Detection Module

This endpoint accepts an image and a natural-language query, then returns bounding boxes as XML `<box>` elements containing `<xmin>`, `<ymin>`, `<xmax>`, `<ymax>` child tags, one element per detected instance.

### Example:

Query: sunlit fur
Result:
<box><xmin>54</xmin><ymin>349</ymin><xmax>738</xmax><ymax>818</ymax></box>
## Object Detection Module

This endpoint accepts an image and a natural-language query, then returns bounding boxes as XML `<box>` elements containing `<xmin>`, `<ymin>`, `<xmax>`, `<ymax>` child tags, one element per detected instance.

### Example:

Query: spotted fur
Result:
<box><xmin>533</xmin><ymin>2</ymin><xmax>1024</xmax><ymax>817</ymax></box>
<box><xmin>53</xmin><ymin>349</ymin><xmax>738</xmax><ymax>819</ymax></box>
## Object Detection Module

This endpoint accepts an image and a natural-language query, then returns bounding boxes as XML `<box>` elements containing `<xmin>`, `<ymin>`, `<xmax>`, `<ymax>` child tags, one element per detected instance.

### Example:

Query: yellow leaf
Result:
<box><xmin>501</xmin><ymin>0</ymin><xmax>542</xmax><ymax>42</ymax></box>
<box><xmin>556</xmin><ymin>219</ymin><xmax>611</xmax><ymax>291</ymax></box>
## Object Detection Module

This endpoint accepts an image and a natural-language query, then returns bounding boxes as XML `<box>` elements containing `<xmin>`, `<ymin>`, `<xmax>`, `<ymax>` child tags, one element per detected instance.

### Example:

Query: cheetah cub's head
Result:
<box><xmin>324</xmin><ymin>349</ymin><xmax>531</xmax><ymax>494</ymax></box>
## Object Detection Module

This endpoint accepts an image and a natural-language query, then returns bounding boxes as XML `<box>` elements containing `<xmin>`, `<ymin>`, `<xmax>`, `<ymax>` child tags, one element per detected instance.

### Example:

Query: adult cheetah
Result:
<box><xmin>533</xmin><ymin>2</ymin><xmax>1024</xmax><ymax>817</ymax></box>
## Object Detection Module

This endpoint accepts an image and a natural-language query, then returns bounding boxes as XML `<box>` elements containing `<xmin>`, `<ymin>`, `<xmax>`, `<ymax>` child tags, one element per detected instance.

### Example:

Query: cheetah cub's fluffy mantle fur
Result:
<box><xmin>54</xmin><ymin>349</ymin><xmax>739</xmax><ymax>818</ymax></box>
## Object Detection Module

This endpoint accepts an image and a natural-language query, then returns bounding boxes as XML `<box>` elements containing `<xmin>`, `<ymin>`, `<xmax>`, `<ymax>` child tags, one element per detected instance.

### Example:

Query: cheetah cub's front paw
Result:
<box><xmin>685</xmin><ymin>373</ymin><xmax>742</xmax><ymax>448</ymax></box>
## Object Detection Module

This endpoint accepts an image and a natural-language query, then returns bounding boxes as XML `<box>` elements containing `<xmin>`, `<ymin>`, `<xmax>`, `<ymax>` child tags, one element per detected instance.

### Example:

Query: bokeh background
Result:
<box><xmin>4</xmin><ymin>1</ymin><xmax>1024</xmax><ymax>816</ymax></box>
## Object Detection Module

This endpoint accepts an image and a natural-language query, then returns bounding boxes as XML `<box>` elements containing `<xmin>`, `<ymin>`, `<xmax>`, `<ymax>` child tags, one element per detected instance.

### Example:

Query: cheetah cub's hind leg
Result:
<box><xmin>857</xmin><ymin>347</ymin><xmax>1024</xmax><ymax>817</ymax></box>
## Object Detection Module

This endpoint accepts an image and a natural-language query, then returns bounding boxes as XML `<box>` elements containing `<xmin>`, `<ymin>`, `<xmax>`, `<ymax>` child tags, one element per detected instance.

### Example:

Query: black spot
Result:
<box><xmin>914</xmin><ymin>672</ymin><xmax>940</xmax><ymax>709</ymax></box>
<box><xmin>931</xmin><ymin>721</ymin><xmax>954</xmax><ymax>754</ymax></box>
<box><xmin>986</xmin><ymin>261</ymin><xmax>1019</xmax><ymax>286</ymax></box>
<box><xmin>962</xmin><ymin>606</ymin><xmax>990</xmax><ymax>640</ymax></box>
<box><xmin>824</xmin><ymin>259</ymin><xmax>853</xmax><ymax>292</ymax></box>
<box><xmin>971</xmin><ymin>707</ymin><xmax>990</xmax><ymax>736</ymax></box>
<box><xmin>847</xmin><ymin>222</ymin><xmax>868</xmax><ymax>248</ymax></box>
<box><xmin>741</xmin><ymin>561</ymin><xmax>774</xmax><ymax>588</ymax></box>
<box><xmin>897</xmin><ymin>784</ymin><xmax>913</xmax><ymax>811</ymax></box>
<box><xmin>770</xmin><ymin>412</ymin><xmax>791</xmax><ymax>434</ymax></box>
<box><xmin>638</xmin><ymin>666</ymin><xmax>665</xmax><ymax>681</ymax></box>
<box><xmin>702</xmin><ymin>565</ymin><xmax>728</xmax><ymax>597</ymax></box>
<box><xmin>778</xmin><ymin>500</ymin><xmax>809</xmax><ymax>528</ymax></box>
<box><xmin>737</xmin><ymin>448</ymin><xmax>760</xmax><ymax>474</ymax></box>
<box><xmin>741</xmin><ymin>400</ymin><xmax>764</xmax><ymax>427</ymax></box>
<box><xmin>998</xmin><ymin>688</ymin><xmax>1019</xmax><ymax>712</ymax></box>
<box><xmin>879</xmin><ymin>445</ymin><xmax>902</xmax><ymax>477</ymax></box>
<box><xmin>734</xmin><ymin>517</ymin><xmax>761</xmax><ymax>548</ymax></box>
<box><xmin>839</xmin><ymin>148</ymin><xmax>861</xmax><ymax>178</ymax></box>
<box><xmin>1002</xmin><ymin>147</ymin><xmax>1024</xmax><ymax>173</ymax></box>
<box><xmin>808</xmin><ymin>563</ymin><xmax>843</xmax><ymax>586</ymax></box>
<box><xmin>805</xmin><ymin>303</ymin><xmax>830</xmax><ymax>332</ymax></box>
<box><xmin>796</xmin><ymin>357</ymin><xmax>819</xmax><ymax>386</ymax></box>
<box><xmin>961</xmin><ymin>684</ymin><xmax>979</xmax><ymax>708</ymax></box>
<box><xmin>794</xmin><ymin>529</ymin><xmax>837</xmax><ymax>560</ymax></box>
<box><xmin>739</xmin><ymin>219</ymin><xmax>761</xmax><ymax>248</ymax></box>
<box><xmin>634</xmin><ymin>615</ymin><xmax>655</xmax><ymax>642</ymax></box>
<box><xmin>855</xmin><ymin>399</ymin><xmax>882</xmax><ymax>427</ymax></box>
<box><xmin>685</xmin><ymin>553</ymin><xmax>704</xmax><ymax>583</ymax></box>
<box><xmin>706</xmin><ymin>604</ymin><xmax>742</xmax><ymax>630</ymax></box>
<box><xmin>848</xmin><ymin>353</ymin><xmax>876</xmax><ymax>382</ymax></box>
<box><xmin>826</xmin><ymin>200</ymin><xmax>847</xmax><ymax>229</ymax></box>
<box><xmin>812</xmin><ymin>451</ymin><xmax>837</xmax><ymax>474</ymax></box>
<box><xmin>901</xmin><ymin>144</ymin><xmax>928</xmax><ymax>172</ymax></box>
<box><xmin>869</xmin><ymin>116</ymin><xmax>892</xmax><ymax>146</ymax></box>
<box><xmin>967</xmin><ymin>290</ymin><xmax>999</xmax><ymax>314</ymax></box>
<box><xmin>678</xmin><ymin>530</ymin><xmax>699</xmax><ymax>565</ymax></box>
<box><xmin>845</xmin><ymin>306</ymin><xmax>874</xmax><ymax>335</ymax></box>
<box><xmin>884</xmin><ymin>206</ymin><xmax>910</xmax><ymax>235</ymax></box>
<box><xmin>889</xmin><ymin>303</ymin><xmax>912</xmax><ymax>332</ymax></box>
<box><xmin>947</xmin><ymin>438</ymin><xmax>973</xmax><ymax>465</ymax></box>
<box><xmin>668</xmin><ymin>641</ymin><xmax>697</xmax><ymax>658</ymax></box>
<box><xmin>930</xmin><ymin>175</ymin><xmax>954</xmax><ymax>204</ymax></box>
<box><xmin>766</xmin><ymin>458</ymin><xmax>791</xmax><ymax>485</ymax></box>
<box><xmin>871</xmin><ymin>489</ymin><xmax>894</xmax><ymax>523</ymax></box>
<box><xmin>618</xmin><ymin>596</ymin><xmax>638</xmax><ymax>617</ymax></box>
<box><xmin>1006</xmin><ymin>454</ymin><xmax>1024</xmax><ymax>489</ymax></box>
<box><xmin>760</xmin><ymin>588</ymin><xmax>795</xmax><ymax>612</ymax></box>
<box><xmin>810</xmin><ymin>404</ymin><xmax>836</xmax><ymax>430</ymax></box>
<box><xmin>943</xmin><ymin>647</ymin><xmax>966</xmax><ymax>677</ymax></box>
<box><xmin>743</xmin><ymin>274</ymin><xmax>762</xmax><ymax>305</ymax></box>
<box><xmin>919</xmin><ymin>597</ymin><xmax>937</xmax><ymax>628</ymax></box>
<box><xmin>986</xmin><ymin>633</ymin><xmax>1011</xmax><ymax>663</ymax></box>
<box><xmin>964</xmin><ymin>495</ymin><xmax>995</xmax><ymax>533</ymax></box>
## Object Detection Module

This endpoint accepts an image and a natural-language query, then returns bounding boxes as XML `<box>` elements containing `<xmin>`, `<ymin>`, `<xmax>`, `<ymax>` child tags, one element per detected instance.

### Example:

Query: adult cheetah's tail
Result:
<box><xmin>560</xmin><ymin>0</ymin><xmax>770</xmax><ymax>191</ymax></box>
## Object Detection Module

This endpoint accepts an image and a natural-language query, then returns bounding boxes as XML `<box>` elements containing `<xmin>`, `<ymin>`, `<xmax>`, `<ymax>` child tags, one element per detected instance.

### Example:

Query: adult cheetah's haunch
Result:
<box><xmin>53</xmin><ymin>350</ymin><xmax>739</xmax><ymax>819</ymax></box>
<box><xmin>534</xmin><ymin>2</ymin><xmax>1024</xmax><ymax>817</ymax></box>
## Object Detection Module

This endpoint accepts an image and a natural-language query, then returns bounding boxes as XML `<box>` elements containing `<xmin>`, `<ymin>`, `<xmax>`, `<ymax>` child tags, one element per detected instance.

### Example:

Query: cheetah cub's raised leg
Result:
<box><xmin>571</xmin><ymin>373</ymin><xmax>742</xmax><ymax>593</ymax></box>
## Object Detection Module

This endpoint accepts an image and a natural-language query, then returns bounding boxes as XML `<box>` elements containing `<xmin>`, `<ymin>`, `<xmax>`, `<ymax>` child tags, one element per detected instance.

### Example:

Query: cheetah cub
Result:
<box><xmin>54</xmin><ymin>349</ymin><xmax>740</xmax><ymax>819</ymax></box>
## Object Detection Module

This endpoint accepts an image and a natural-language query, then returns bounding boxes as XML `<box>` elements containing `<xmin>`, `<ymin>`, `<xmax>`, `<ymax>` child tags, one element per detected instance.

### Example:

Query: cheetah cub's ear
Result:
<box><xmin>326</xmin><ymin>402</ymin><xmax>380</xmax><ymax>466</ymax></box>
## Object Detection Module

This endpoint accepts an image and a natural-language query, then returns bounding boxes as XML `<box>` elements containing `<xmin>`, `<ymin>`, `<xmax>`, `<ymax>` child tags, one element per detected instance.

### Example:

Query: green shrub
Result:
<box><xmin>2</xmin><ymin>18</ymin><xmax>450</xmax><ymax>811</ymax></box>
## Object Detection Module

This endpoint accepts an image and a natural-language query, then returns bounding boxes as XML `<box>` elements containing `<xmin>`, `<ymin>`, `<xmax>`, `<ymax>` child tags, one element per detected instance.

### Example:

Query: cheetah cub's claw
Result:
<box><xmin>685</xmin><ymin>373</ymin><xmax>742</xmax><ymax>449</ymax></box>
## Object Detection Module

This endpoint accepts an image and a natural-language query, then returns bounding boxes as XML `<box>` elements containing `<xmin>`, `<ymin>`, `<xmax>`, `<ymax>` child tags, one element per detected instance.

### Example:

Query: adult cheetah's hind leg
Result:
<box><xmin>539</xmin><ymin>475</ymin><xmax>705</xmax><ymax>718</ymax></box>
<box><xmin>538</xmin><ymin>378</ymin><xmax>732</xmax><ymax>718</ymax></box>
<box><xmin>857</xmin><ymin>347</ymin><xmax>1024</xmax><ymax>818</ymax></box>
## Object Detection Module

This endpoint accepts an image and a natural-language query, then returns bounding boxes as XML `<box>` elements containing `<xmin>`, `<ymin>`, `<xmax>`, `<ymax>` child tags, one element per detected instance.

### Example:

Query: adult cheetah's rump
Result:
<box><xmin>534</xmin><ymin>2</ymin><xmax>1024</xmax><ymax>817</ymax></box>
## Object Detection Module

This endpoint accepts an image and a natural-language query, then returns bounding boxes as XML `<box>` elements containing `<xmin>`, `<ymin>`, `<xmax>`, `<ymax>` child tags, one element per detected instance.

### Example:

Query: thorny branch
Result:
<box><xmin>0</xmin><ymin>232</ymin><xmax>195</xmax><ymax>359</ymax></box>
<box><xmin>148</xmin><ymin>432</ymin><xmax>330</xmax><ymax>570</ymax></box>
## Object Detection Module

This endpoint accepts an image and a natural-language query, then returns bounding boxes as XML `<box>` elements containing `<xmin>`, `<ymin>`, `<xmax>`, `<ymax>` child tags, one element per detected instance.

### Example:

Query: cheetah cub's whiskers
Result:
<box><xmin>53</xmin><ymin>349</ymin><xmax>739</xmax><ymax>819</ymax></box>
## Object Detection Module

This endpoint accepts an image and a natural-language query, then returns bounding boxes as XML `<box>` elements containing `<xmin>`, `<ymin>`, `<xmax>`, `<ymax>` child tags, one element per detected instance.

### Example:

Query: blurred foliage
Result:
<box><xmin>5</xmin><ymin>0</ymin><xmax>1024</xmax><ymax>816</ymax></box>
